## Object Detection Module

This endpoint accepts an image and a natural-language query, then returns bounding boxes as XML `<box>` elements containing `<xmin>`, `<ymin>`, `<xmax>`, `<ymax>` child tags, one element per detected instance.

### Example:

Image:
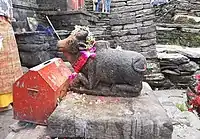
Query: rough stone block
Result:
<box><xmin>144</xmin><ymin>73</ymin><xmax>165</xmax><ymax>81</ymax></box>
<box><xmin>114</xmin><ymin>35</ymin><xmax>141</xmax><ymax>43</ymax></box>
<box><xmin>111</xmin><ymin>0</ymin><xmax>127</xmax><ymax>2</ymax></box>
<box><xmin>15</xmin><ymin>32</ymin><xmax>47</xmax><ymax>44</ymax></box>
<box><xmin>158</xmin><ymin>53</ymin><xmax>190</xmax><ymax>65</ymax></box>
<box><xmin>111</xmin><ymin>29</ymin><xmax>138</xmax><ymax>37</ymax></box>
<box><xmin>124</xmin><ymin>23</ymin><xmax>142</xmax><ymax>29</ymax></box>
<box><xmin>5</xmin><ymin>125</ymin><xmax>47</xmax><ymax>139</ymax></box>
<box><xmin>141</xmin><ymin>32</ymin><xmax>156</xmax><ymax>39</ymax></box>
<box><xmin>134</xmin><ymin>39</ymin><xmax>156</xmax><ymax>47</ymax></box>
<box><xmin>143</xmin><ymin>20</ymin><xmax>154</xmax><ymax>26</ymax></box>
<box><xmin>136</xmin><ymin>14</ymin><xmax>155</xmax><ymax>22</ymax></box>
<box><xmin>111</xmin><ymin>2</ymin><xmax>127</xmax><ymax>7</ymax></box>
<box><xmin>111</xmin><ymin>5</ymin><xmax>143</xmax><ymax>13</ymax></box>
<box><xmin>110</xmin><ymin>17</ymin><xmax>135</xmax><ymax>25</ymax></box>
<box><xmin>178</xmin><ymin>61</ymin><xmax>199</xmax><ymax>72</ymax></box>
<box><xmin>111</xmin><ymin>30</ymin><xmax>129</xmax><ymax>36</ymax></box>
<box><xmin>137</xmin><ymin>25</ymin><xmax>156</xmax><ymax>34</ymax></box>
<box><xmin>136</xmin><ymin>9</ymin><xmax>154</xmax><ymax>16</ymax></box>
<box><xmin>18</xmin><ymin>43</ymin><xmax>50</xmax><ymax>52</ymax></box>
<box><xmin>111</xmin><ymin>25</ymin><xmax>123</xmax><ymax>31</ymax></box>
<box><xmin>19</xmin><ymin>51</ymin><xmax>52</xmax><ymax>68</ymax></box>
<box><xmin>47</xmin><ymin>91</ymin><xmax>173</xmax><ymax>139</ymax></box>
<box><xmin>141</xmin><ymin>50</ymin><xmax>158</xmax><ymax>59</ymax></box>
<box><xmin>142</xmin><ymin>45</ymin><xmax>157</xmax><ymax>52</ymax></box>
<box><xmin>113</xmin><ymin>12</ymin><xmax>136</xmax><ymax>18</ymax></box>
<box><xmin>143</xmin><ymin>3</ymin><xmax>153</xmax><ymax>9</ymax></box>
<box><xmin>118</xmin><ymin>41</ymin><xmax>142</xmax><ymax>52</ymax></box>
<box><xmin>129</xmin><ymin>29</ymin><xmax>138</xmax><ymax>34</ymax></box>
<box><xmin>127</xmin><ymin>0</ymin><xmax>150</xmax><ymax>5</ymax></box>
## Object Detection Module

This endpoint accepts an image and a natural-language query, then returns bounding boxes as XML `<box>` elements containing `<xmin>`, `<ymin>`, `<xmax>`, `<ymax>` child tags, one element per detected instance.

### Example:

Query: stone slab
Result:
<box><xmin>5</xmin><ymin>125</ymin><xmax>48</xmax><ymax>139</ymax></box>
<box><xmin>47</xmin><ymin>90</ymin><xmax>173</xmax><ymax>138</ymax></box>
<box><xmin>154</xmin><ymin>89</ymin><xmax>200</xmax><ymax>139</ymax></box>
<box><xmin>158</xmin><ymin>53</ymin><xmax>190</xmax><ymax>65</ymax></box>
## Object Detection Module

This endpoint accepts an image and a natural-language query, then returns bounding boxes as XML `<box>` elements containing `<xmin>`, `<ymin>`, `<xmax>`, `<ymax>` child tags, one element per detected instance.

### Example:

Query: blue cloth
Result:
<box><xmin>36</xmin><ymin>24</ymin><xmax>54</xmax><ymax>36</ymax></box>
<box><xmin>96</xmin><ymin>0</ymin><xmax>101</xmax><ymax>12</ymax></box>
<box><xmin>105</xmin><ymin>0</ymin><xmax>111</xmax><ymax>12</ymax></box>
<box><xmin>150</xmin><ymin>0</ymin><xmax>169</xmax><ymax>6</ymax></box>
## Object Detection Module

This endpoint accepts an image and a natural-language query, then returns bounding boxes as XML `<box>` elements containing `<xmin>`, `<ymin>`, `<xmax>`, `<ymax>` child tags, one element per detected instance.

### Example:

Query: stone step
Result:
<box><xmin>89</xmin><ymin>25</ymin><xmax>110</xmax><ymax>29</ymax></box>
<box><xmin>158</xmin><ymin>27</ymin><xmax>200</xmax><ymax>34</ymax></box>
<box><xmin>154</xmin><ymin>89</ymin><xmax>200</xmax><ymax>139</ymax></box>
<box><xmin>156</xmin><ymin>23</ymin><xmax>200</xmax><ymax>47</ymax></box>
<box><xmin>95</xmin><ymin>35</ymin><xmax>112</xmax><ymax>40</ymax></box>
<box><xmin>157</xmin><ymin>23</ymin><xmax>200</xmax><ymax>30</ymax></box>
<box><xmin>156</xmin><ymin>44</ymin><xmax>200</xmax><ymax>59</ymax></box>
<box><xmin>5</xmin><ymin>123</ymin><xmax>47</xmax><ymax>139</ymax></box>
<box><xmin>96</xmin><ymin>22</ymin><xmax>108</xmax><ymax>26</ymax></box>
<box><xmin>173</xmin><ymin>14</ymin><xmax>200</xmax><ymax>25</ymax></box>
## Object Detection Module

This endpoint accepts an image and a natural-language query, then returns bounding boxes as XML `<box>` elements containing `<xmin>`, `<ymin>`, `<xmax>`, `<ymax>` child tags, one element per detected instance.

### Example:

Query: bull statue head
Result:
<box><xmin>57</xmin><ymin>25</ymin><xmax>95</xmax><ymax>54</ymax></box>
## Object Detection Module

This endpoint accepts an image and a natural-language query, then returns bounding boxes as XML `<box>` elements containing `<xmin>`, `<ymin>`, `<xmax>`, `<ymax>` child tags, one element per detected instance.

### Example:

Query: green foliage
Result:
<box><xmin>176</xmin><ymin>103</ymin><xmax>188</xmax><ymax>112</ymax></box>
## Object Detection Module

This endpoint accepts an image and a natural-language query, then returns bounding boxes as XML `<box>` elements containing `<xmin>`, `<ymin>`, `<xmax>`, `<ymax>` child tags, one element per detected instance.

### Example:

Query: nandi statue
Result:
<box><xmin>57</xmin><ymin>26</ymin><xmax>147</xmax><ymax>97</ymax></box>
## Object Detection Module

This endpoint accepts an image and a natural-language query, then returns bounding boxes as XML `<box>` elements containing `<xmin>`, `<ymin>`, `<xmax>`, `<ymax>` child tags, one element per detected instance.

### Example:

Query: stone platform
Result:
<box><xmin>47</xmin><ymin>88</ymin><xmax>173</xmax><ymax>139</ymax></box>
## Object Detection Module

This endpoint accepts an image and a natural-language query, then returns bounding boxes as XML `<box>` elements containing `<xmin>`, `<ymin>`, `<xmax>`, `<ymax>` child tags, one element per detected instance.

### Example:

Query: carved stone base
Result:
<box><xmin>47</xmin><ymin>86</ymin><xmax>173</xmax><ymax>139</ymax></box>
<box><xmin>70</xmin><ymin>86</ymin><xmax>141</xmax><ymax>97</ymax></box>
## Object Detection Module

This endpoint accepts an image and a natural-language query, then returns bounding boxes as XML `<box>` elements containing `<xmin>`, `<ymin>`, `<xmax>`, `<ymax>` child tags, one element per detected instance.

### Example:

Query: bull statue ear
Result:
<box><xmin>66</xmin><ymin>37</ymin><xmax>80</xmax><ymax>54</ymax></box>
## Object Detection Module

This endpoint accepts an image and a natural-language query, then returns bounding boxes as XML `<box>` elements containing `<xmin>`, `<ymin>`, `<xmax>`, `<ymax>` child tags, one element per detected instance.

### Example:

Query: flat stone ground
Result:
<box><xmin>1</xmin><ymin>89</ymin><xmax>200</xmax><ymax>139</ymax></box>
<box><xmin>0</xmin><ymin>110</ymin><xmax>17</xmax><ymax>139</ymax></box>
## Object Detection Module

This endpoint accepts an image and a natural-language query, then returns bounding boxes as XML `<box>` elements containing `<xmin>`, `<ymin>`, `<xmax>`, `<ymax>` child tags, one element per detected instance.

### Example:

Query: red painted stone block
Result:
<box><xmin>13</xmin><ymin>58</ymin><xmax>72</xmax><ymax>125</ymax></box>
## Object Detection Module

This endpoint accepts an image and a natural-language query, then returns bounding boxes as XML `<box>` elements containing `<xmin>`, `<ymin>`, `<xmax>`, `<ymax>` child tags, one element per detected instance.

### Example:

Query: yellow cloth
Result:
<box><xmin>0</xmin><ymin>92</ymin><xmax>13</xmax><ymax>108</ymax></box>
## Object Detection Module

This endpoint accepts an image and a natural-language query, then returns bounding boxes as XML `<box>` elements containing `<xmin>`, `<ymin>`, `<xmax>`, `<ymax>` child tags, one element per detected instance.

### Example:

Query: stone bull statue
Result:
<box><xmin>57</xmin><ymin>26</ymin><xmax>147</xmax><ymax>97</ymax></box>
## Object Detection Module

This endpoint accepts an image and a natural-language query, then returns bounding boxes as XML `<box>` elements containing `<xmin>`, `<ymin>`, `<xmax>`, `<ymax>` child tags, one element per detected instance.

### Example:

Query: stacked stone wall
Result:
<box><xmin>154</xmin><ymin>0</ymin><xmax>200</xmax><ymax>89</ymax></box>
<box><xmin>12</xmin><ymin>0</ymin><xmax>38</xmax><ymax>32</ymax></box>
<box><xmin>155</xmin><ymin>0</ymin><xmax>200</xmax><ymax>47</ymax></box>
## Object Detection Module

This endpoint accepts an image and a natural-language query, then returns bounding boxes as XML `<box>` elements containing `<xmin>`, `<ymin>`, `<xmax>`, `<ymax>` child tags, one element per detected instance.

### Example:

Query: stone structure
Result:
<box><xmin>36</xmin><ymin>0</ymin><xmax>67</xmax><ymax>11</ymax></box>
<box><xmin>154</xmin><ymin>0</ymin><xmax>200</xmax><ymax>89</ymax></box>
<box><xmin>156</xmin><ymin>45</ymin><xmax>200</xmax><ymax>89</ymax></box>
<box><xmin>155</xmin><ymin>0</ymin><xmax>200</xmax><ymax>47</ymax></box>
<box><xmin>12</xmin><ymin>0</ymin><xmax>38</xmax><ymax>32</ymax></box>
<box><xmin>15</xmin><ymin>31</ymin><xmax>69</xmax><ymax>67</ymax></box>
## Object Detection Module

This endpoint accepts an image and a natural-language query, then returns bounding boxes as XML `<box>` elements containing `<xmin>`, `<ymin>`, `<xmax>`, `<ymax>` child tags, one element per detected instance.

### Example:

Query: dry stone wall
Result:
<box><xmin>108</xmin><ymin>0</ymin><xmax>161</xmax><ymax>88</ymax></box>
<box><xmin>154</xmin><ymin>0</ymin><xmax>200</xmax><ymax>89</ymax></box>
<box><xmin>15</xmin><ymin>31</ymin><xmax>69</xmax><ymax>68</ymax></box>
<box><xmin>156</xmin><ymin>45</ymin><xmax>200</xmax><ymax>89</ymax></box>
<box><xmin>12</xmin><ymin>0</ymin><xmax>38</xmax><ymax>32</ymax></box>
<box><xmin>155</xmin><ymin>0</ymin><xmax>200</xmax><ymax>47</ymax></box>
<box><xmin>36</xmin><ymin>0</ymin><xmax>67</xmax><ymax>11</ymax></box>
<box><xmin>86</xmin><ymin>0</ymin><xmax>160</xmax><ymax>87</ymax></box>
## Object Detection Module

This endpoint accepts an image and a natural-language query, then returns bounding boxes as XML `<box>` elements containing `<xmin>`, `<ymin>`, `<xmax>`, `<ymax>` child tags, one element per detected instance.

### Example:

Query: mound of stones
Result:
<box><xmin>156</xmin><ymin>45</ymin><xmax>200</xmax><ymax>89</ymax></box>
